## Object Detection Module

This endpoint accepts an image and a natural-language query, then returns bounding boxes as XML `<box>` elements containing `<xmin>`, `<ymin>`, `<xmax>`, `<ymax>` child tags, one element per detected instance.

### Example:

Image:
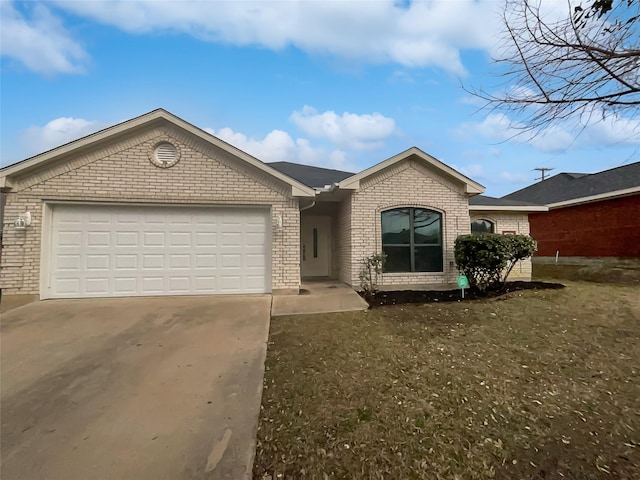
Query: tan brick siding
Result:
<box><xmin>336</xmin><ymin>195</ymin><xmax>352</xmax><ymax>284</ymax></box>
<box><xmin>470</xmin><ymin>211</ymin><xmax>533</xmax><ymax>280</ymax></box>
<box><xmin>345</xmin><ymin>159</ymin><xmax>471</xmax><ymax>287</ymax></box>
<box><xmin>0</xmin><ymin>125</ymin><xmax>301</xmax><ymax>295</ymax></box>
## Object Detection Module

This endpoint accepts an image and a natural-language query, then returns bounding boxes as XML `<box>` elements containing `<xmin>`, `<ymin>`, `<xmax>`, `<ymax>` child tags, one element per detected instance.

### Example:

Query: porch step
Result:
<box><xmin>271</xmin><ymin>282</ymin><xmax>369</xmax><ymax>316</ymax></box>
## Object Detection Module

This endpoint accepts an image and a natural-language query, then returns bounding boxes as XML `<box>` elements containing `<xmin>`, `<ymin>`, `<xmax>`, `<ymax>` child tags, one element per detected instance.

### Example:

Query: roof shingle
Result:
<box><xmin>268</xmin><ymin>162</ymin><xmax>354</xmax><ymax>188</ymax></box>
<box><xmin>503</xmin><ymin>162</ymin><xmax>640</xmax><ymax>204</ymax></box>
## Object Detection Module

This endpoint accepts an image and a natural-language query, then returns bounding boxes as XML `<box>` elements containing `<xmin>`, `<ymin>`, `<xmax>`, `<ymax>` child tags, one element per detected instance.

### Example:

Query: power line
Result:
<box><xmin>533</xmin><ymin>167</ymin><xmax>554</xmax><ymax>181</ymax></box>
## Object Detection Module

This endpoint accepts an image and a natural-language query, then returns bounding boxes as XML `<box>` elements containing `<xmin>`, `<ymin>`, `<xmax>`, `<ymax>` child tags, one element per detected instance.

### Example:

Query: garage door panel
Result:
<box><xmin>56</xmin><ymin>255</ymin><xmax>81</xmax><ymax>271</ymax></box>
<box><xmin>170</xmin><ymin>232</ymin><xmax>191</xmax><ymax>246</ymax></box>
<box><xmin>142</xmin><ymin>254</ymin><xmax>164</xmax><ymax>269</ymax></box>
<box><xmin>195</xmin><ymin>254</ymin><xmax>216</xmax><ymax>268</ymax></box>
<box><xmin>86</xmin><ymin>254</ymin><xmax>109</xmax><ymax>270</ymax></box>
<box><xmin>220</xmin><ymin>276</ymin><xmax>242</xmax><ymax>291</ymax></box>
<box><xmin>113</xmin><ymin>277</ymin><xmax>137</xmax><ymax>294</ymax></box>
<box><xmin>246</xmin><ymin>276</ymin><xmax>266</xmax><ymax>290</ymax></box>
<box><xmin>49</xmin><ymin>205</ymin><xmax>270</xmax><ymax>298</ymax></box>
<box><xmin>143</xmin><ymin>232</ymin><xmax>165</xmax><ymax>246</ymax></box>
<box><xmin>87</xmin><ymin>231</ymin><xmax>110</xmax><ymax>247</ymax></box>
<box><xmin>54</xmin><ymin>278</ymin><xmax>81</xmax><ymax>294</ymax></box>
<box><xmin>115</xmin><ymin>232</ymin><xmax>138</xmax><ymax>246</ymax></box>
<box><xmin>86</xmin><ymin>278</ymin><xmax>111</xmax><ymax>294</ymax></box>
<box><xmin>142</xmin><ymin>277</ymin><xmax>164</xmax><ymax>293</ymax></box>
<box><xmin>220</xmin><ymin>232</ymin><xmax>241</xmax><ymax>246</ymax></box>
<box><xmin>58</xmin><ymin>231</ymin><xmax>82</xmax><ymax>247</ymax></box>
<box><xmin>195</xmin><ymin>232</ymin><xmax>216</xmax><ymax>246</ymax></box>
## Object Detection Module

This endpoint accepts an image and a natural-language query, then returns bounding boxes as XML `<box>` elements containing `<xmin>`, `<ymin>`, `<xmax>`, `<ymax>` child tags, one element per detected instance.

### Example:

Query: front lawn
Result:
<box><xmin>254</xmin><ymin>282</ymin><xmax>639</xmax><ymax>479</ymax></box>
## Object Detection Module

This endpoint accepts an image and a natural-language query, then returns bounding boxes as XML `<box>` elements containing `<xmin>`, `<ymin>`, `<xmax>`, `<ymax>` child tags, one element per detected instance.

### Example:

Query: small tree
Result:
<box><xmin>454</xmin><ymin>234</ymin><xmax>537</xmax><ymax>292</ymax></box>
<box><xmin>359</xmin><ymin>252</ymin><xmax>387</xmax><ymax>301</ymax></box>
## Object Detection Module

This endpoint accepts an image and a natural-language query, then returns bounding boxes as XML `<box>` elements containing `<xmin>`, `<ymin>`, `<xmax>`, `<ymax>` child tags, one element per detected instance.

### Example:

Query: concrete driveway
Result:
<box><xmin>1</xmin><ymin>295</ymin><xmax>271</xmax><ymax>480</ymax></box>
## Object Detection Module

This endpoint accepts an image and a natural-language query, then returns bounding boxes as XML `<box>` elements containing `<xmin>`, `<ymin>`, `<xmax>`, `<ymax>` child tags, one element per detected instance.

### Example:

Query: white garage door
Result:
<box><xmin>47</xmin><ymin>204</ymin><xmax>270</xmax><ymax>298</ymax></box>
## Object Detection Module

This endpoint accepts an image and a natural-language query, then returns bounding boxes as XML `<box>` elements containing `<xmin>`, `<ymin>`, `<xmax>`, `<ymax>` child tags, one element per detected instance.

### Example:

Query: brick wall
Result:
<box><xmin>0</xmin><ymin>124</ymin><xmax>301</xmax><ymax>295</ymax></box>
<box><xmin>345</xmin><ymin>159</ymin><xmax>471</xmax><ymax>287</ymax></box>
<box><xmin>470</xmin><ymin>211</ymin><xmax>532</xmax><ymax>280</ymax></box>
<box><xmin>529</xmin><ymin>194</ymin><xmax>640</xmax><ymax>257</ymax></box>
<box><xmin>336</xmin><ymin>195</ymin><xmax>352</xmax><ymax>284</ymax></box>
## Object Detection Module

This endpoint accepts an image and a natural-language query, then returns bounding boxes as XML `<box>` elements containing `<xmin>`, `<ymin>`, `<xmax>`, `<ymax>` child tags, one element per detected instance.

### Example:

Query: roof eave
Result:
<box><xmin>547</xmin><ymin>186</ymin><xmax>640</xmax><ymax>209</ymax></box>
<box><xmin>470</xmin><ymin>205</ymin><xmax>549</xmax><ymax>212</ymax></box>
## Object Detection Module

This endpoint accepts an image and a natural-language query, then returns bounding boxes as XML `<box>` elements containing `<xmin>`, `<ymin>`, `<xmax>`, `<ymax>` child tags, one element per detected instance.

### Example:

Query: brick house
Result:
<box><xmin>0</xmin><ymin>109</ymin><xmax>544</xmax><ymax>301</ymax></box>
<box><xmin>503</xmin><ymin>163</ymin><xmax>640</xmax><ymax>280</ymax></box>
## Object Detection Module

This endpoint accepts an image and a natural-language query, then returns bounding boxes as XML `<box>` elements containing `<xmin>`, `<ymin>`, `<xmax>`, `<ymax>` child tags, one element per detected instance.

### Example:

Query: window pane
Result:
<box><xmin>413</xmin><ymin>209</ymin><xmax>441</xmax><ymax>245</ymax></box>
<box><xmin>414</xmin><ymin>246</ymin><xmax>443</xmax><ymax>272</ymax></box>
<box><xmin>471</xmin><ymin>219</ymin><xmax>494</xmax><ymax>234</ymax></box>
<box><xmin>383</xmin><ymin>246</ymin><xmax>411</xmax><ymax>272</ymax></box>
<box><xmin>382</xmin><ymin>209</ymin><xmax>411</xmax><ymax>245</ymax></box>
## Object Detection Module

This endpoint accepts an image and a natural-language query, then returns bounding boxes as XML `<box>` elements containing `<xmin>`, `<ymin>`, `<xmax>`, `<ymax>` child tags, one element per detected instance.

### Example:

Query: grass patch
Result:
<box><xmin>254</xmin><ymin>282</ymin><xmax>640</xmax><ymax>479</ymax></box>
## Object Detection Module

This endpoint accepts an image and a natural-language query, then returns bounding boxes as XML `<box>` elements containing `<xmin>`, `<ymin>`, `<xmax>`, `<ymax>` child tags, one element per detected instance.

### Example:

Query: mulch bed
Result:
<box><xmin>365</xmin><ymin>281</ymin><xmax>565</xmax><ymax>307</ymax></box>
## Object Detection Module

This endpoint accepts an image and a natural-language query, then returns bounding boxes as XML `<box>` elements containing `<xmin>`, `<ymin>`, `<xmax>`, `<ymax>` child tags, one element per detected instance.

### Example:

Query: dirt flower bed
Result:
<box><xmin>365</xmin><ymin>281</ymin><xmax>566</xmax><ymax>307</ymax></box>
<box><xmin>254</xmin><ymin>282</ymin><xmax>640</xmax><ymax>479</ymax></box>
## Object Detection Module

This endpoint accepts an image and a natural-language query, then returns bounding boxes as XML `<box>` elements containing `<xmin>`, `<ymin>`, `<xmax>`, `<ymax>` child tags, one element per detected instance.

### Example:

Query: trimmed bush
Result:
<box><xmin>454</xmin><ymin>234</ymin><xmax>537</xmax><ymax>292</ymax></box>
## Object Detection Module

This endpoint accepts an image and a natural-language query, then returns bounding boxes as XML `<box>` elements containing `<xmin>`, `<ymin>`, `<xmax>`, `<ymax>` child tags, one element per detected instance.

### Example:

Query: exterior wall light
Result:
<box><xmin>14</xmin><ymin>212</ymin><xmax>31</xmax><ymax>230</ymax></box>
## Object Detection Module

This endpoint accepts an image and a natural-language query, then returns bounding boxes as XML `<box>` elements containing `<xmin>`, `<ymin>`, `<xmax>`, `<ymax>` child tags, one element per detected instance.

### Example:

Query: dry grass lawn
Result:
<box><xmin>254</xmin><ymin>282</ymin><xmax>639</xmax><ymax>479</ymax></box>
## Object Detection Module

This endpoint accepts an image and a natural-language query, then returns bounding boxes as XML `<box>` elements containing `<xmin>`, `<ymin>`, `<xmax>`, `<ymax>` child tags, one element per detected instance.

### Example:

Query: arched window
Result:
<box><xmin>381</xmin><ymin>208</ymin><xmax>443</xmax><ymax>272</ymax></box>
<box><xmin>471</xmin><ymin>219</ymin><xmax>495</xmax><ymax>234</ymax></box>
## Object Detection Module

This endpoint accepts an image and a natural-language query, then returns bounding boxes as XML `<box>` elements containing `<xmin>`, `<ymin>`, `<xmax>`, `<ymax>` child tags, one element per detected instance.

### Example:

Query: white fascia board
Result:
<box><xmin>469</xmin><ymin>205</ymin><xmax>549</xmax><ymax>212</ymax></box>
<box><xmin>547</xmin><ymin>186</ymin><xmax>640</xmax><ymax>209</ymax></box>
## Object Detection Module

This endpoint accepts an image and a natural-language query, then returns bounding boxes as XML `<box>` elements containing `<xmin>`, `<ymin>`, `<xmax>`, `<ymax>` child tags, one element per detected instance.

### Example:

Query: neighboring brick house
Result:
<box><xmin>0</xmin><ymin>109</ymin><xmax>544</xmax><ymax>302</ymax></box>
<box><xmin>503</xmin><ymin>163</ymin><xmax>640</xmax><ymax>280</ymax></box>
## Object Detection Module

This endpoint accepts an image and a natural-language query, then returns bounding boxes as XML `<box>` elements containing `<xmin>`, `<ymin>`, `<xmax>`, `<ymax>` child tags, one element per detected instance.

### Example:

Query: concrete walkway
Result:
<box><xmin>271</xmin><ymin>280</ymin><xmax>369</xmax><ymax>316</ymax></box>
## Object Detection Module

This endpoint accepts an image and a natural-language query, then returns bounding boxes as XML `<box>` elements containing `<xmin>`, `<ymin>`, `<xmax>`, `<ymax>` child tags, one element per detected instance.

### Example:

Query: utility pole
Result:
<box><xmin>533</xmin><ymin>167</ymin><xmax>554</xmax><ymax>182</ymax></box>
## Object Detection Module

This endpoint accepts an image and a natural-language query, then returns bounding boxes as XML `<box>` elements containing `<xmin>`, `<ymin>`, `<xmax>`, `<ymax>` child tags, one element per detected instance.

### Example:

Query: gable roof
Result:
<box><xmin>268</xmin><ymin>162</ymin><xmax>354</xmax><ymax>189</ymax></box>
<box><xmin>503</xmin><ymin>162</ymin><xmax>640</xmax><ymax>206</ymax></box>
<box><xmin>0</xmin><ymin>109</ymin><xmax>315</xmax><ymax>197</ymax></box>
<box><xmin>337</xmin><ymin>147</ymin><xmax>485</xmax><ymax>194</ymax></box>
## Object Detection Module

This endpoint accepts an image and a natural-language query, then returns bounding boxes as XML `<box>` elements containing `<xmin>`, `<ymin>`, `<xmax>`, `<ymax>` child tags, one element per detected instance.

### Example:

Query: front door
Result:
<box><xmin>300</xmin><ymin>216</ymin><xmax>331</xmax><ymax>277</ymax></box>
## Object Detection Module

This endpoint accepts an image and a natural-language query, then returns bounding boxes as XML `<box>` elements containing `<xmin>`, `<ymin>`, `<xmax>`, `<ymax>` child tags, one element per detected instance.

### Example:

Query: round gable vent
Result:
<box><xmin>150</xmin><ymin>141</ymin><xmax>181</xmax><ymax>168</ymax></box>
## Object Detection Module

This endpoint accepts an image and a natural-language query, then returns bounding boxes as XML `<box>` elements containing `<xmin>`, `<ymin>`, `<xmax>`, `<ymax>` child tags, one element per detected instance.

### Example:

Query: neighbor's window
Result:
<box><xmin>471</xmin><ymin>219</ymin><xmax>495</xmax><ymax>234</ymax></box>
<box><xmin>381</xmin><ymin>208</ymin><xmax>443</xmax><ymax>273</ymax></box>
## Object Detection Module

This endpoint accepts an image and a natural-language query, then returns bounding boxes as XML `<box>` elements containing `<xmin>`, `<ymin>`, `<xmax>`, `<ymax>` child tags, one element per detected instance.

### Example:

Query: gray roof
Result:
<box><xmin>469</xmin><ymin>195</ymin><xmax>541</xmax><ymax>207</ymax></box>
<box><xmin>503</xmin><ymin>162</ymin><xmax>640</xmax><ymax>204</ymax></box>
<box><xmin>268</xmin><ymin>162</ymin><xmax>354</xmax><ymax>188</ymax></box>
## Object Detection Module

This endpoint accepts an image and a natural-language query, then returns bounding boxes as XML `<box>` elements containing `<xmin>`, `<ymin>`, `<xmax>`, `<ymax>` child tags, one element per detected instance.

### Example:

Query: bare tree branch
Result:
<box><xmin>467</xmin><ymin>0</ymin><xmax>640</xmax><ymax>135</ymax></box>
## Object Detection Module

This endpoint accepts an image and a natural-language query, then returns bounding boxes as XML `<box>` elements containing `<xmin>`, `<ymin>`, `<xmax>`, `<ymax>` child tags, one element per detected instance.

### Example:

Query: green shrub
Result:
<box><xmin>454</xmin><ymin>234</ymin><xmax>537</xmax><ymax>291</ymax></box>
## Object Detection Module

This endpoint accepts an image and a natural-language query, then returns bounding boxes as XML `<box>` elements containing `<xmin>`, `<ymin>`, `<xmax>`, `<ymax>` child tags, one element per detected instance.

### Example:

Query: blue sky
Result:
<box><xmin>1</xmin><ymin>0</ymin><xmax>638</xmax><ymax>196</ymax></box>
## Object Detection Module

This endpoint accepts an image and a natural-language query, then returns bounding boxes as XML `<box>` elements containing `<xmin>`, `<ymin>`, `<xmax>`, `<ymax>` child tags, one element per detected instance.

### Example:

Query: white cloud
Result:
<box><xmin>459</xmin><ymin>113</ymin><xmax>575</xmax><ymax>153</ymax></box>
<box><xmin>581</xmin><ymin>114</ymin><xmax>640</xmax><ymax>146</ymax></box>
<box><xmin>207</xmin><ymin>126</ymin><xmax>354</xmax><ymax>171</ymax></box>
<box><xmin>290</xmin><ymin>106</ymin><xmax>396</xmax><ymax>151</ymax></box>
<box><xmin>0</xmin><ymin>2</ymin><xmax>88</xmax><ymax>75</ymax></box>
<box><xmin>49</xmin><ymin>0</ymin><xmax>501</xmax><ymax>74</ymax></box>
<box><xmin>462</xmin><ymin>109</ymin><xmax>640</xmax><ymax>153</ymax></box>
<box><xmin>21</xmin><ymin>117</ymin><xmax>106</xmax><ymax>154</ymax></box>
